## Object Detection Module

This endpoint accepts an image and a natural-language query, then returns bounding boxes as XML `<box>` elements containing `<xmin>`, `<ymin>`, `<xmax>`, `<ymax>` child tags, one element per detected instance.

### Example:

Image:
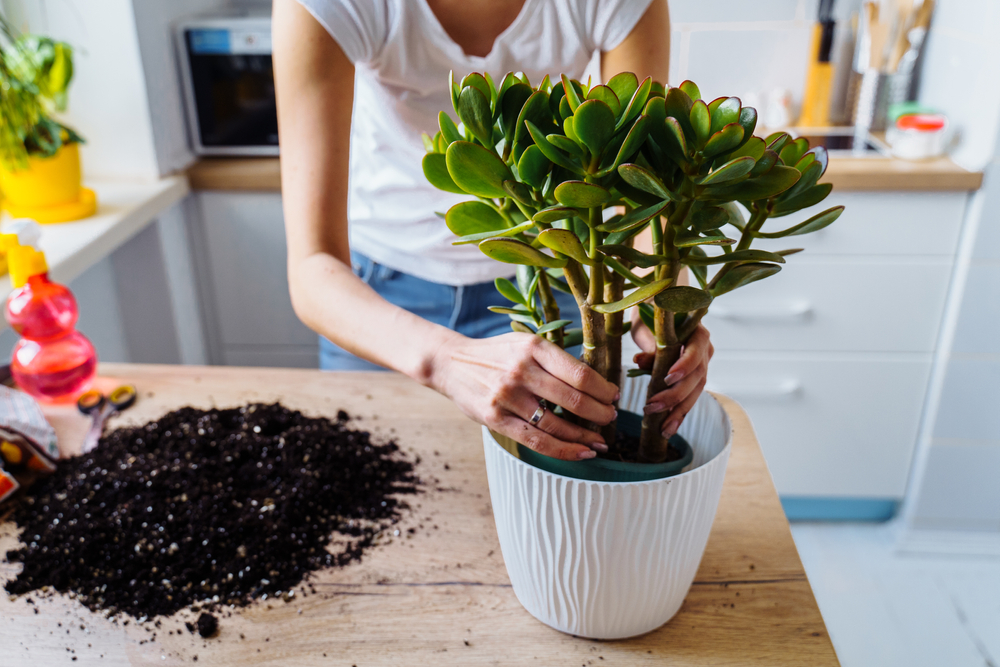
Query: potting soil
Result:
<box><xmin>3</xmin><ymin>403</ymin><xmax>420</xmax><ymax>620</ymax></box>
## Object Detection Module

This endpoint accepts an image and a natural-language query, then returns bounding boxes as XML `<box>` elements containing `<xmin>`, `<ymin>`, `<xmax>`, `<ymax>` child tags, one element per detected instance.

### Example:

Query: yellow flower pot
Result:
<box><xmin>0</xmin><ymin>142</ymin><xmax>97</xmax><ymax>223</ymax></box>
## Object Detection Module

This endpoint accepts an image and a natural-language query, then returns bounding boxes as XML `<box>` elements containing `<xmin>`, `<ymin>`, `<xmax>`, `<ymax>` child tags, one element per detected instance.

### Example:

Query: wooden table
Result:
<box><xmin>0</xmin><ymin>364</ymin><xmax>840</xmax><ymax>666</ymax></box>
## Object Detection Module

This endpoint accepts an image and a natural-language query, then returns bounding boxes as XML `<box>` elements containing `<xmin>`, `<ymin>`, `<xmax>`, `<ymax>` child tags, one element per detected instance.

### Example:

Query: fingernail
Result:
<box><xmin>578</xmin><ymin>450</ymin><xmax>597</xmax><ymax>460</ymax></box>
<box><xmin>643</xmin><ymin>402</ymin><xmax>666</xmax><ymax>415</ymax></box>
<box><xmin>590</xmin><ymin>442</ymin><xmax>609</xmax><ymax>453</ymax></box>
<box><xmin>614</xmin><ymin>391</ymin><xmax>621</xmax><ymax>402</ymax></box>
<box><xmin>665</xmin><ymin>372</ymin><xmax>684</xmax><ymax>387</ymax></box>
<box><xmin>662</xmin><ymin>420</ymin><xmax>680</xmax><ymax>438</ymax></box>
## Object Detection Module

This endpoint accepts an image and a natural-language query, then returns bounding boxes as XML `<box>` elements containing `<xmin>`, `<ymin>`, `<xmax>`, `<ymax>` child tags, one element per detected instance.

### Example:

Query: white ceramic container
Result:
<box><xmin>482</xmin><ymin>381</ymin><xmax>733</xmax><ymax>639</ymax></box>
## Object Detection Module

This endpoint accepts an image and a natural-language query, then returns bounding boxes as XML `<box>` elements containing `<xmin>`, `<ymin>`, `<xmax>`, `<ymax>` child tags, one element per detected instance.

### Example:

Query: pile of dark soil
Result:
<box><xmin>3</xmin><ymin>403</ymin><xmax>419</xmax><ymax>620</ymax></box>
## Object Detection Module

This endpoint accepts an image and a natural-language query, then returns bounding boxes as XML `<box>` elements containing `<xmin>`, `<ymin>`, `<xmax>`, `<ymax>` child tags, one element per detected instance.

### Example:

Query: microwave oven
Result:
<box><xmin>176</xmin><ymin>12</ymin><xmax>278</xmax><ymax>156</ymax></box>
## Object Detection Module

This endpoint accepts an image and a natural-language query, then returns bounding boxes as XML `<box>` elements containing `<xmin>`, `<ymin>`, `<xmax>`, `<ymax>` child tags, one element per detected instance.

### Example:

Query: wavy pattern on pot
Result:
<box><xmin>483</xmin><ymin>388</ymin><xmax>733</xmax><ymax>639</ymax></box>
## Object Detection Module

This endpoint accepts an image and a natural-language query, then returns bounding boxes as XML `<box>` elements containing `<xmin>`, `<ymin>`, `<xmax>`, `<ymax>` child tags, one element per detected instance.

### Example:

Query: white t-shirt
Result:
<box><xmin>295</xmin><ymin>0</ymin><xmax>654</xmax><ymax>285</ymax></box>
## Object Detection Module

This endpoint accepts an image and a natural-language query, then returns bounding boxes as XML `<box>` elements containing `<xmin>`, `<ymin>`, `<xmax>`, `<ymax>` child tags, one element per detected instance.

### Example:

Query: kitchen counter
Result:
<box><xmin>0</xmin><ymin>177</ymin><xmax>189</xmax><ymax>308</ymax></box>
<box><xmin>1</xmin><ymin>364</ymin><xmax>838</xmax><ymax>666</ymax></box>
<box><xmin>186</xmin><ymin>155</ymin><xmax>982</xmax><ymax>192</ymax></box>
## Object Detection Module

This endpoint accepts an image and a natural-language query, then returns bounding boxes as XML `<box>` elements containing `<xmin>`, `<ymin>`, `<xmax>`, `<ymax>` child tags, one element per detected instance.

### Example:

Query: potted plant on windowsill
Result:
<box><xmin>0</xmin><ymin>19</ymin><xmax>95</xmax><ymax>224</ymax></box>
<box><xmin>422</xmin><ymin>71</ymin><xmax>842</xmax><ymax>639</ymax></box>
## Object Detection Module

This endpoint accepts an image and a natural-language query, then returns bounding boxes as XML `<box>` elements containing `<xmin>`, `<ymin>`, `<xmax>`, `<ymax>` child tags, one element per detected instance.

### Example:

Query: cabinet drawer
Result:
<box><xmin>705</xmin><ymin>353</ymin><xmax>931</xmax><ymax>498</ymax></box>
<box><xmin>749</xmin><ymin>191</ymin><xmax>967</xmax><ymax>257</ymax></box>
<box><xmin>702</xmin><ymin>257</ymin><xmax>951</xmax><ymax>353</ymax></box>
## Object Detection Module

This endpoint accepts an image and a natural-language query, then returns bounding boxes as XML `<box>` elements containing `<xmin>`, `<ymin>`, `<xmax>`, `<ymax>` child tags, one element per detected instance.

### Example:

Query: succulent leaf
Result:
<box><xmin>595</xmin><ymin>199</ymin><xmax>670</xmax><ymax>232</ymax></box>
<box><xmin>422</xmin><ymin>153</ymin><xmax>466</xmax><ymax>194</ymax></box>
<box><xmin>653</xmin><ymin>286</ymin><xmax>713</xmax><ymax>312</ymax></box>
<box><xmin>756</xmin><ymin>206</ymin><xmax>844</xmax><ymax>238</ymax></box>
<box><xmin>554</xmin><ymin>180</ymin><xmax>612</xmax><ymax>208</ymax></box>
<box><xmin>573</xmin><ymin>99</ymin><xmax>616</xmax><ymax>157</ymax></box>
<box><xmin>607</xmin><ymin>72</ymin><xmax>639</xmax><ymax>113</ymax></box>
<box><xmin>711</xmin><ymin>262</ymin><xmax>782</xmax><ymax>296</ymax></box>
<box><xmin>702</xmin><ymin>123</ymin><xmax>744</xmax><ymax>158</ymax></box>
<box><xmin>587</xmin><ymin>84</ymin><xmax>622</xmax><ymax>116</ymax></box>
<box><xmin>679</xmin><ymin>80</ymin><xmax>702</xmax><ymax>102</ymax></box>
<box><xmin>592</xmin><ymin>278</ymin><xmax>674</xmax><ymax>314</ymax></box>
<box><xmin>618</xmin><ymin>163</ymin><xmax>674</xmax><ymax>200</ymax></box>
<box><xmin>451</xmin><ymin>220</ymin><xmax>535</xmax><ymax>245</ymax></box>
<box><xmin>479</xmin><ymin>237</ymin><xmax>567</xmax><ymax>268</ymax></box>
<box><xmin>696</xmin><ymin>156</ymin><xmax>755</xmax><ymax>186</ymax></box>
<box><xmin>598</xmin><ymin>244</ymin><xmax>669</xmax><ymax>268</ymax></box>
<box><xmin>517</xmin><ymin>145</ymin><xmax>550</xmax><ymax>190</ymax></box>
<box><xmin>495</xmin><ymin>277</ymin><xmax>528</xmax><ymax>305</ymax></box>
<box><xmin>709</xmin><ymin>97</ymin><xmax>741</xmax><ymax>136</ymax></box>
<box><xmin>537</xmin><ymin>228</ymin><xmax>593</xmax><ymax>265</ymax></box>
<box><xmin>445</xmin><ymin>201</ymin><xmax>506</xmax><ymax>236</ymax></box>
<box><xmin>771</xmin><ymin>183</ymin><xmax>833</xmax><ymax>216</ymax></box>
<box><xmin>683</xmin><ymin>249</ymin><xmax>786</xmax><ymax>265</ymax></box>
<box><xmin>702</xmin><ymin>165</ymin><xmax>800</xmax><ymax>201</ymax></box>
<box><xmin>445</xmin><ymin>141</ymin><xmax>513</xmax><ymax>198</ymax></box>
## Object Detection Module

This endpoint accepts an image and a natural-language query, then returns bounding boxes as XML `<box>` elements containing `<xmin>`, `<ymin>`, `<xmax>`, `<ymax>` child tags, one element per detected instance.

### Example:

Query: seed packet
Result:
<box><xmin>0</xmin><ymin>385</ymin><xmax>59</xmax><ymax>504</ymax></box>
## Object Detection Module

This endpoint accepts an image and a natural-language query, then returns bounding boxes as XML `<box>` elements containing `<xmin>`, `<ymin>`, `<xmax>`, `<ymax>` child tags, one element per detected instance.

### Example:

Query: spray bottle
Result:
<box><xmin>2</xmin><ymin>222</ymin><xmax>97</xmax><ymax>400</ymax></box>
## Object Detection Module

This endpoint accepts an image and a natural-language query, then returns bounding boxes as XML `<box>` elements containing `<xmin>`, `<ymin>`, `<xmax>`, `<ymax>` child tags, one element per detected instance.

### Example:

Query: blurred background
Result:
<box><xmin>0</xmin><ymin>0</ymin><xmax>997</xmax><ymax>664</ymax></box>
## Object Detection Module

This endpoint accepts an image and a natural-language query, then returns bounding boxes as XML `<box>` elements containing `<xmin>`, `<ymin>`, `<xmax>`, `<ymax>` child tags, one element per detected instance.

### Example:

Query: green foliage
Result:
<box><xmin>0</xmin><ymin>18</ymin><xmax>82</xmax><ymax>170</ymax></box>
<box><xmin>423</xmin><ymin>71</ymin><xmax>844</xmax><ymax>456</ymax></box>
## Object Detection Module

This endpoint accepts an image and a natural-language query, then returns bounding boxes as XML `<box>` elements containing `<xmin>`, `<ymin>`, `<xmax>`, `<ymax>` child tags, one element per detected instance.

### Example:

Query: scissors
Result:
<box><xmin>77</xmin><ymin>385</ymin><xmax>137</xmax><ymax>453</ymax></box>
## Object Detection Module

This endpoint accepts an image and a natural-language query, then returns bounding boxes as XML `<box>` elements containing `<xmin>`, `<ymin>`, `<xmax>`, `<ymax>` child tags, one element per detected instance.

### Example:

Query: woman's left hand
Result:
<box><xmin>630</xmin><ymin>313</ymin><xmax>714</xmax><ymax>439</ymax></box>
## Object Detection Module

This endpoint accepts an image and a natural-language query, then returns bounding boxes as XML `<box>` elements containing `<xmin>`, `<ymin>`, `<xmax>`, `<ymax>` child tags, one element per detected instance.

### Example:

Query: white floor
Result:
<box><xmin>791</xmin><ymin>521</ymin><xmax>1000</xmax><ymax>667</ymax></box>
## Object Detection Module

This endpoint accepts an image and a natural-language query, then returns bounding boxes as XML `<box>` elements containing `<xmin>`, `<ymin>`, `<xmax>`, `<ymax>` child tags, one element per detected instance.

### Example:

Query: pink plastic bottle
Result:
<box><xmin>3</xmin><ymin>238</ymin><xmax>97</xmax><ymax>401</ymax></box>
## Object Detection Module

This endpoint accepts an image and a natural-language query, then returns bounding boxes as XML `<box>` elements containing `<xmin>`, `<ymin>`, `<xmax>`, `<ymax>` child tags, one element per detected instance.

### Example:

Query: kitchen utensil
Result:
<box><xmin>77</xmin><ymin>384</ymin><xmax>137</xmax><ymax>453</ymax></box>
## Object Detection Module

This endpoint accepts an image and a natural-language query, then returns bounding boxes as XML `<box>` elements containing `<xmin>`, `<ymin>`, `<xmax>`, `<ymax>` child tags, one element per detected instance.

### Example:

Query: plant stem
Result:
<box><xmin>581</xmin><ymin>206</ymin><xmax>609</xmax><ymax>433</ymax></box>
<box><xmin>536</xmin><ymin>271</ymin><xmax>563</xmax><ymax>347</ymax></box>
<box><xmin>602</xmin><ymin>266</ymin><xmax>624</xmax><ymax>450</ymax></box>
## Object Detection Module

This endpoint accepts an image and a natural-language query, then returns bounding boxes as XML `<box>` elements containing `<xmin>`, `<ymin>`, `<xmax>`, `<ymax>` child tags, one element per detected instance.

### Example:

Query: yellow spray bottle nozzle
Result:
<box><xmin>7</xmin><ymin>245</ymin><xmax>48</xmax><ymax>288</ymax></box>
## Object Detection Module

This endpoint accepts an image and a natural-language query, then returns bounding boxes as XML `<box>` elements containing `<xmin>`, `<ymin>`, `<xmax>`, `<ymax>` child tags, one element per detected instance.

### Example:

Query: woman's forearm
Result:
<box><xmin>289</xmin><ymin>251</ymin><xmax>458</xmax><ymax>387</ymax></box>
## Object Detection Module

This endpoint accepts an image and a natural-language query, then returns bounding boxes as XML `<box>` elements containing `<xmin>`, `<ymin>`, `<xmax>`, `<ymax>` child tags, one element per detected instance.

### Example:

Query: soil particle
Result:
<box><xmin>195</xmin><ymin>613</ymin><xmax>218</xmax><ymax>638</ymax></box>
<box><xmin>3</xmin><ymin>403</ymin><xmax>421</xmax><ymax>621</ymax></box>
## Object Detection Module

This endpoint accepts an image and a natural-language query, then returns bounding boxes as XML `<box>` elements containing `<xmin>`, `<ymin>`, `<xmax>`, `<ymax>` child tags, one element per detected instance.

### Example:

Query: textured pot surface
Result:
<box><xmin>483</xmin><ymin>386</ymin><xmax>732</xmax><ymax>639</ymax></box>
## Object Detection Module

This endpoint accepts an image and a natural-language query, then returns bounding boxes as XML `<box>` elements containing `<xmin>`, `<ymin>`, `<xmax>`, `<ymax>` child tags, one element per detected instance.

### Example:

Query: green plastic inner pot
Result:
<box><xmin>497</xmin><ymin>410</ymin><xmax>694</xmax><ymax>482</ymax></box>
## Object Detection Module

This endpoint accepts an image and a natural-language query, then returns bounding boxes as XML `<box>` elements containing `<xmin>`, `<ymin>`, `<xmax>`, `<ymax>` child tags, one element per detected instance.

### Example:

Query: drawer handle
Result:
<box><xmin>710</xmin><ymin>301</ymin><xmax>812</xmax><ymax>322</ymax></box>
<box><xmin>707</xmin><ymin>379</ymin><xmax>801</xmax><ymax>400</ymax></box>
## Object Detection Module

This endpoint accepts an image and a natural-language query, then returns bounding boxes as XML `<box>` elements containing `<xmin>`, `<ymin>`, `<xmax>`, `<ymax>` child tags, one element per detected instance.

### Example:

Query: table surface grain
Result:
<box><xmin>1</xmin><ymin>364</ymin><xmax>840</xmax><ymax>666</ymax></box>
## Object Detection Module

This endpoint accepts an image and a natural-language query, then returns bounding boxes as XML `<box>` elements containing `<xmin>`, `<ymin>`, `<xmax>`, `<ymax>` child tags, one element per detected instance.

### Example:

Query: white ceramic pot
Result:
<box><xmin>482</xmin><ymin>379</ymin><xmax>733</xmax><ymax>639</ymax></box>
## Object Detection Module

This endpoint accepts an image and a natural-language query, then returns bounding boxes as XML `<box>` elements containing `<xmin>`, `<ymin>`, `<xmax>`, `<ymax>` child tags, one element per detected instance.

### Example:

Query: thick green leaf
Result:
<box><xmin>449</xmin><ymin>70</ymin><xmax>461</xmax><ymax>115</ymax></box>
<box><xmin>451</xmin><ymin>220</ymin><xmax>535</xmax><ymax>245</ymax></box>
<box><xmin>537</xmin><ymin>228</ymin><xmax>593</xmax><ymax>265</ymax></box>
<box><xmin>765</xmin><ymin>131</ymin><xmax>790</xmax><ymax>154</ymax></box>
<box><xmin>597</xmin><ymin>115</ymin><xmax>649</xmax><ymax>177</ymax></box>
<box><xmin>435</xmin><ymin>132</ymin><xmax>447</xmax><ymax>153</ymax></box>
<box><xmin>771</xmin><ymin>183</ymin><xmax>833</xmax><ymax>216</ymax></box>
<box><xmin>617</xmin><ymin>163</ymin><xmax>674</xmax><ymax>200</ymax></box>
<box><xmin>445</xmin><ymin>141</ymin><xmax>513</xmax><ymax>198</ymax></box>
<box><xmin>710</xmin><ymin>97</ymin><xmax>741</xmax><ymax>136</ymax></box>
<box><xmin>778</xmin><ymin>160</ymin><xmax>823</xmax><ymax>203</ymax></box>
<box><xmin>598</xmin><ymin>244</ymin><xmax>668</xmax><ymax>268</ymax></box>
<box><xmin>736</xmin><ymin>106</ymin><xmax>757</xmax><ymax>147</ymax></box>
<box><xmin>559</xmin><ymin>95</ymin><xmax>573</xmax><ymax>121</ymax></box>
<box><xmin>664</xmin><ymin>86</ymin><xmax>695</xmax><ymax>142</ymax></box>
<box><xmin>708</xmin><ymin>96</ymin><xmax>725</xmax><ymax>116</ymax></box>
<box><xmin>587</xmin><ymin>84</ymin><xmax>621</xmax><ymax>116</ymax></box>
<box><xmin>675</xmin><ymin>231</ymin><xmax>736</xmax><ymax>247</ymax></box>
<box><xmin>503</xmin><ymin>180</ymin><xmax>534</xmax><ymax>207</ymax></box>
<box><xmin>458</xmin><ymin>87</ymin><xmax>494</xmax><ymax>146</ymax></box>
<box><xmin>702</xmin><ymin>165</ymin><xmax>800</xmax><ymax>201</ymax></box>
<box><xmin>750</xmin><ymin>149</ymin><xmax>779</xmax><ymax>177</ymax></box>
<box><xmin>445</xmin><ymin>201</ymin><xmax>506</xmax><ymax>236</ymax></box>
<box><xmin>488</xmin><ymin>305</ymin><xmax>531</xmax><ymax>316</ymax></box>
<box><xmin>422</xmin><ymin>132</ymin><xmax>435</xmax><ymax>152</ymax></box>
<box><xmin>711</xmin><ymin>262</ymin><xmax>782</xmax><ymax>296</ymax></box>
<box><xmin>499</xmin><ymin>82</ymin><xmax>533</xmax><ymax>143</ymax></box>
<box><xmin>525</xmin><ymin>120</ymin><xmax>581</xmax><ymax>173</ymax></box>
<box><xmin>533</xmin><ymin>205</ymin><xmax>584</xmax><ymax>223</ymax></box>
<box><xmin>663</xmin><ymin>116</ymin><xmax>690</xmax><ymax>159</ymax></box>
<box><xmin>702</xmin><ymin>123</ymin><xmax>744</xmax><ymax>158</ymax></box>
<box><xmin>696</xmin><ymin>156</ymin><xmax>755</xmax><ymax>186</ymax></box>
<box><xmin>422</xmin><ymin>153</ymin><xmax>466</xmax><ymax>194</ymax></box>
<box><xmin>679</xmin><ymin>80</ymin><xmax>702</xmax><ymax>102</ymax></box>
<box><xmin>690</xmin><ymin>100</ymin><xmax>711</xmax><ymax>146</ymax></box>
<box><xmin>512</xmin><ymin>91</ymin><xmax>553</xmax><ymax>157</ymax></box>
<box><xmin>756</xmin><ymin>205</ymin><xmax>844</xmax><ymax>238</ymax></box>
<box><xmin>637</xmin><ymin>302</ymin><xmax>655</xmax><ymax>330</ymax></box>
<box><xmin>563</xmin><ymin>327</ymin><xmax>584</xmax><ymax>347</ymax></box>
<box><xmin>548</xmin><ymin>134</ymin><xmax>585</xmax><ymax>158</ymax></box>
<box><xmin>573</xmin><ymin>99</ymin><xmax>615</xmax><ymax>156</ymax></box>
<box><xmin>607</xmin><ymin>72</ymin><xmax>638</xmax><ymax>114</ymax></box>
<box><xmin>808</xmin><ymin>146</ymin><xmax>829</xmax><ymax>176</ymax></box>
<box><xmin>461</xmin><ymin>73</ymin><xmax>491</xmax><ymax>102</ymax></box>
<box><xmin>779</xmin><ymin>137</ymin><xmax>809</xmax><ymax>167</ymax></box>
<box><xmin>561</xmin><ymin>74</ymin><xmax>583</xmax><ymax>112</ymax></box>
<box><xmin>548</xmin><ymin>81</ymin><xmax>566</xmax><ymax>117</ymax></box>
<box><xmin>439</xmin><ymin>111</ymin><xmax>462</xmax><ymax>145</ymax></box>
<box><xmin>725</xmin><ymin>136</ymin><xmax>766</xmax><ymax>163</ymax></box>
<box><xmin>777</xmin><ymin>248</ymin><xmax>804</xmax><ymax>256</ymax></box>
<box><xmin>536</xmin><ymin>319</ymin><xmax>573</xmax><ymax>335</ymax></box>
<box><xmin>604</xmin><ymin>256</ymin><xmax>649</xmax><ymax>286</ymax></box>
<box><xmin>683</xmin><ymin>249</ymin><xmax>787</xmax><ymax>265</ymax></box>
<box><xmin>495</xmin><ymin>277</ymin><xmax>527</xmax><ymax>305</ymax></box>
<box><xmin>596</xmin><ymin>199</ymin><xmax>670</xmax><ymax>232</ymax></box>
<box><xmin>689</xmin><ymin>206</ymin><xmax>729</xmax><ymax>232</ymax></box>
<box><xmin>592</xmin><ymin>278</ymin><xmax>674</xmax><ymax>314</ymax></box>
<box><xmin>719</xmin><ymin>202</ymin><xmax>746</xmax><ymax>230</ymax></box>
<box><xmin>606</xmin><ymin>220</ymin><xmax>651</xmax><ymax>246</ymax></box>
<box><xmin>510</xmin><ymin>321</ymin><xmax>534</xmax><ymax>334</ymax></box>
<box><xmin>554</xmin><ymin>180</ymin><xmax>611</xmax><ymax>208</ymax></box>
<box><xmin>617</xmin><ymin>76</ymin><xmax>652</xmax><ymax>130</ymax></box>
<box><xmin>479</xmin><ymin>237</ymin><xmax>567</xmax><ymax>268</ymax></box>
<box><xmin>517</xmin><ymin>145</ymin><xmax>550</xmax><ymax>190</ymax></box>
<box><xmin>653</xmin><ymin>286</ymin><xmax>713</xmax><ymax>312</ymax></box>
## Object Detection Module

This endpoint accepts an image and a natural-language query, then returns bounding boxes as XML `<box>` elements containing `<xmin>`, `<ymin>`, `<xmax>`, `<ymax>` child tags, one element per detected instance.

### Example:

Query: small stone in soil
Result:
<box><xmin>195</xmin><ymin>613</ymin><xmax>218</xmax><ymax>638</ymax></box>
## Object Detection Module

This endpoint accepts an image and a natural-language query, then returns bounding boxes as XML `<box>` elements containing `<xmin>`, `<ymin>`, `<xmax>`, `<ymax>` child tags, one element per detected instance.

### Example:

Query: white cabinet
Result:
<box><xmin>705</xmin><ymin>191</ymin><xmax>970</xmax><ymax>513</ymax></box>
<box><xmin>191</xmin><ymin>192</ymin><xmax>319</xmax><ymax>368</ymax></box>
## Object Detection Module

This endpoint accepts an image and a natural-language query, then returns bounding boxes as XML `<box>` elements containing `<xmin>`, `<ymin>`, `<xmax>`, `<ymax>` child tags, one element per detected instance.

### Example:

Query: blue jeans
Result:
<box><xmin>319</xmin><ymin>252</ymin><xmax>581</xmax><ymax>370</ymax></box>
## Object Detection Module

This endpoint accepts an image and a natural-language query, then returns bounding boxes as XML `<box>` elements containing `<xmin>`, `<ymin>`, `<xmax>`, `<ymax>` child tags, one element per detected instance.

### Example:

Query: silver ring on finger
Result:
<box><xmin>528</xmin><ymin>400</ymin><xmax>547</xmax><ymax>426</ymax></box>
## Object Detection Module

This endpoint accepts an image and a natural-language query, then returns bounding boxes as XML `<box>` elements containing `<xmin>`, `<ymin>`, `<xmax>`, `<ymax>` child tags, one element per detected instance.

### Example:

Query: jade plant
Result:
<box><xmin>422</xmin><ymin>71</ymin><xmax>843</xmax><ymax>463</ymax></box>
<box><xmin>0</xmin><ymin>17</ymin><xmax>82</xmax><ymax>170</ymax></box>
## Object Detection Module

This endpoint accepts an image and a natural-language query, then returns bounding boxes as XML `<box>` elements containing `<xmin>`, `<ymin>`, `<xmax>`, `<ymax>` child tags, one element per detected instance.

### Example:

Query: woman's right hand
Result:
<box><xmin>428</xmin><ymin>332</ymin><xmax>619</xmax><ymax>461</ymax></box>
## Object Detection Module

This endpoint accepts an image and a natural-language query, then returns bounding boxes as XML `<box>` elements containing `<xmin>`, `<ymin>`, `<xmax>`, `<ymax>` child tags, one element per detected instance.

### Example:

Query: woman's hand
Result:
<box><xmin>631</xmin><ymin>313</ymin><xmax>714</xmax><ymax>439</ymax></box>
<box><xmin>428</xmin><ymin>332</ymin><xmax>620</xmax><ymax>461</ymax></box>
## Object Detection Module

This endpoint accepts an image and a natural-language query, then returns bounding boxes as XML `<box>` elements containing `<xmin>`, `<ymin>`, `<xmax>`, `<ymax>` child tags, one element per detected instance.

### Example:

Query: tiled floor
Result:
<box><xmin>790</xmin><ymin>521</ymin><xmax>1000</xmax><ymax>667</ymax></box>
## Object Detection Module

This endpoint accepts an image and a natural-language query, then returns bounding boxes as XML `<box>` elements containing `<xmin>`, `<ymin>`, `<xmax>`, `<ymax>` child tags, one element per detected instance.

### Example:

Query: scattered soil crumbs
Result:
<box><xmin>4</xmin><ymin>403</ymin><xmax>420</xmax><ymax>621</ymax></box>
<box><xmin>195</xmin><ymin>612</ymin><xmax>218</xmax><ymax>638</ymax></box>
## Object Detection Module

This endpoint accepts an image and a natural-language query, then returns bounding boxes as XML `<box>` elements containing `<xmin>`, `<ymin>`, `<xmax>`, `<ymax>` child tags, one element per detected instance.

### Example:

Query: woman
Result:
<box><xmin>272</xmin><ymin>0</ymin><xmax>713</xmax><ymax>461</ymax></box>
